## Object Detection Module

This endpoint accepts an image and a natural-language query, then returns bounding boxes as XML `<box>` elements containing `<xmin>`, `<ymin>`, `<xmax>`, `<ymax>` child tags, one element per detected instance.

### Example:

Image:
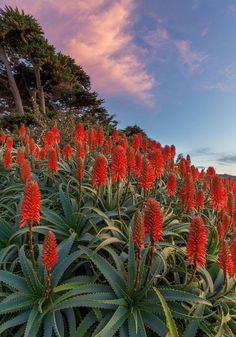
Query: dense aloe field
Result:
<box><xmin>0</xmin><ymin>124</ymin><xmax>236</xmax><ymax>337</ymax></box>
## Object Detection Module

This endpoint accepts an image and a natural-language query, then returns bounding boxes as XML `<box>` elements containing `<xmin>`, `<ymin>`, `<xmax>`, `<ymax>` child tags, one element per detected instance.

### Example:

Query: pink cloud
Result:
<box><xmin>175</xmin><ymin>40</ymin><xmax>207</xmax><ymax>72</ymax></box>
<box><xmin>205</xmin><ymin>82</ymin><xmax>231</xmax><ymax>91</ymax></box>
<box><xmin>143</xmin><ymin>28</ymin><xmax>169</xmax><ymax>48</ymax></box>
<box><xmin>3</xmin><ymin>0</ymin><xmax>156</xmax><ymax>103</ymax></box>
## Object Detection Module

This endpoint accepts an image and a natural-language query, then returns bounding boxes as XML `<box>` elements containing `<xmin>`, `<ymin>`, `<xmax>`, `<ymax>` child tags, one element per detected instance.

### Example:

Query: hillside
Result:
<box><xmin>1</xmin><ymin>123</ymin><xmax>236</xmax><ymax>336</ymax></box>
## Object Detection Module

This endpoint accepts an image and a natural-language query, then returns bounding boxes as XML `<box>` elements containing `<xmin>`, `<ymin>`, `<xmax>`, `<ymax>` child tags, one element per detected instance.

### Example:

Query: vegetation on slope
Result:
<box><xmin>0</xmin><ymin>124</ymin><xmax>236</xmax><ymax>336</ymax></box>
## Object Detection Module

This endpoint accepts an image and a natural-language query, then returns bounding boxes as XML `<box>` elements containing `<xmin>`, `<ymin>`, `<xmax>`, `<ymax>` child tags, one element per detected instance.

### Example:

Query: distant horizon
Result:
<box><xmin>1</xmin><ymin>0</ymin><xmax>236</xmax><ymax>175</ymax></box>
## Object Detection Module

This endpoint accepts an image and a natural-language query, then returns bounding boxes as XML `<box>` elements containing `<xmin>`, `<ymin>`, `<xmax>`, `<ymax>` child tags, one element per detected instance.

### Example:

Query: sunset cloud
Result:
<box><xmin>175</xmin><ymin>40</ymin><xmax>207</xmax><ymax>72</ymax></box>
<box><xmin>5</xmin><ymin>0</ymin><xmax>156</xmax><ymax>103</ymax></box>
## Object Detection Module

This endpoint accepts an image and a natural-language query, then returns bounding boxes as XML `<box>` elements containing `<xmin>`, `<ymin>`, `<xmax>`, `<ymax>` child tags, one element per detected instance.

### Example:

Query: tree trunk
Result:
<box><xmin>34</xmin><ymin>64</ymin><xmax>46</xmax><ymax>114</ymax></box>
<box><xmin>0</xmin><ymin>46</ymin><xmax>24</xmax><ymax>114</ymax></box>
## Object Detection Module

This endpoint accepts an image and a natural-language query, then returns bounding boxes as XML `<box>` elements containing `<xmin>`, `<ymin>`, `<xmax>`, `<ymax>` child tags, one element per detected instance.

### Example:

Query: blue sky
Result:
<box><xmin>2</xmin><ymin>0</ymin><xmax>236</xmax><ymax>174</ymax></box>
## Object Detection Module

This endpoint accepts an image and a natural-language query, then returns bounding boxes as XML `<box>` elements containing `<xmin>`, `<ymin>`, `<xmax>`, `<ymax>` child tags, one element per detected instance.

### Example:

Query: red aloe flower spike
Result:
<box><xmin>92</xmin><ymin>154</ymin><xmax>108</xmax><ymax>189</ymax></box>
<box><xmin>126</xmin><ymin>146</ymin><xmax>136</xmax><ymax>175</ymax></box>
<box><xmin>20</xmin><ymin>180</ymin><xmax>41</xmax><ymax>228</ymax></box>
<box><xmin>206</xmin><ymin>166</ymin><xmax>216</xmax><ymax>179</ymax></box>
<box><xmin>138</xmin><ymin>158</ymin><xmax>155</xmax><ymax>192</ymax></box>
<box><xmin>19</xmin><ymin>125</ymin><xmax>26</xmax><ymax>138</ymax></box>
<box><xmin>76</xmin><ymin>158</ymin><xmax>84</xmax><ymax>183</ymax></box>
<box><xmin>48</xmin><ymin>148</ymin><xmax>58</xmax><ymax>173</ymax></box>
<box><xmin>134</xmin><ymin>151</ymin><xmax>142</xmax><ymax>177</ymax></box>
<box><xmin>4</xmin><ymin>148</ymin><xmax>12</xmax><ymax>169</ymax></box>
<box><xmin>20</xmin><ymin>180</ymin><xmax>41</xmax><ymax>267</ymax></box>
<box><xmin>149</xmin><ymin>149</ymin><xmax>164</xmax><ymax>179</ymax></box>
<box><xmin>210</xmin><ymin>175</ymin><xmax>227</xmax><ymax>211</ymax></box>
<box><xmin>44</xmin><ymin>131</ymin><xmax>55</xmax><ymax>149</ymax></box>
<box><xmin>231</xmin><ymin>237</ymin><xmax>236</xmax><ymax>277</ymax></box>
<box><xmin>111</xmin><ymin>145</ymin><xmax>127</xmax><ymax>184</ymax></box>
<box><xmin>30</xmin><ymin>139</ymin><xmax>36</xmax><ymax>155</ymax></box>
<box><xmin>42</xmin><ymin>231</ymin><xmax>58</xmax><ymax>271</ymax></box>
<box><xmin>20</xmin><ymin>159</ymin><xmax>31</xmax><ymax>183</ymax></box>
<box><xmin>76</xmin><ymin>141</ymin><xmax>85</xmax><ymax>160</ymax></box>
<box><xmin>133</xmin><ymin>209</ymin><xmax>145</xmax><ymax>288</ymax></box>
<box><xmin>144</xmin><ymin>198</ymin><xmax>163</xmax><ymax>243</ymax></box>
<box><xmin>62</xmin><ymin>144</ymin><xmax>73</xmax><ymax>160</ymax></box>
<box><xmin>133</xmin><ymin>210</ymin><xmax>145</xmax><ymax>251</ymax></box>
<box><xmin>97</xmin><ymin>127</ymin><xmax>105</xmax><ymax>147</ymax></box>
<box><xmin>180</xmin><ymin>172</ymin><xmax>195</xmax><ymax>213</ymax></box>
<box><xmin>186</xmin><ymin>216</ymin><xmax>207</xmax><ymax>268</ymax></box>
<box><xmin>0</xmin><ymin>131</ymin><xmax>6</xmax><ymax>143</ymax></box>
<box><xmin>167</xmin><ymin>172</ymin><xmax>177</xmax><ymax>196</ymax></box>
<box><xmin>52</xmin><ymin>127</ymin><xmax>60</xmax><ymax>144</ymax></box>
<box><xmin>16</xmin><ymin>148</ymin><xmax>25</xmax><ymax>165</ymax></box>
<box><xmin>195</xmin><ymin>189</ymin><xmax>204</xmax><ymax>212</ymax></box>
<box><xmin>218</xmin><ymin>240</ymin><xmax>233</xmax><ymax>280</ymax></box>
<box><xmin>42</xmin><ymin>231</ymin><xmax>58</xmax><ymax>298</ymax></box>
<box><xmin>74</xmin><ymin>123</ymin><xmax>85</xmax><ymax>143</ymax></box>
<box><xmin>6</xmin><ymin>137</ymin><xmax>13</xmax><ymax>150</ymax></box>
<box><xmin>112</xmin><ymin>129</ymin><xmax>119</xmax><ymax>143</ymax></box>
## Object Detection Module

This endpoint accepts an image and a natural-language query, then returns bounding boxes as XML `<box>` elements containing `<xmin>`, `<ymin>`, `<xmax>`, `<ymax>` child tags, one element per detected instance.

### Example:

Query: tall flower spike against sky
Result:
<box><xmin>1</xmin><ymin>0</ymin><xmax>236</xmax><ymax>174</ymax></box>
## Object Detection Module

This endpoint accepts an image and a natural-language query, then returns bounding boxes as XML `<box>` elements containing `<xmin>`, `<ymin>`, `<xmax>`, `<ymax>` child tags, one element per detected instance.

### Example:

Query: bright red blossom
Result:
<box><xmin>4</xmin><ymin>149</ymin><xmax>12</xmax><ymax>169</ymax></box>
<box><xmin>195</xmin><ymin>189</ymin><xmax>204</xmax><ymax>212</ymax></box>
<box><xmin>52</xmin><ymin>127</ymin><xmax>60</xmax><ymax>143</ymax></box>
<box><xmin>231</xmin><ymin>238</ymin><xmax>236</xmax><ymax>277</ymax></box>
<box><xmin>206</xmin><ymin>166</ymin><xmax>216</xmax><ymax>179</ymax></box>
<box><xmin>42</xmin><ymin>231</ymin><xmax>58</xmax><ymax>271</ymax></box>
<box><xmin>111</xmin><ymin>145</ymin><xmax>127</xmax><ymax>184</ymax></box>
<box><xmin>112</xmin><ymin>130</ymin><xmax>119</xmax><ymax>143</ymax></box>
<box><xmin>97</xmin><ymin>127</ymin><xmax>105</xmax><ymax>147</ymax></box>
<box><xmin>134</xmin><ymin>151</ymin><xmax>142</xmax><ymax>177</ymax></box>
<box><xmin>6</xmin><ymin>137</ymin><xmax>13</xmax><ymax>150</ymax></box>
<box><xmin>74</xmin><ymin>123</ymin><xmax>85</xmax><ymax>143</ymax></box>
<box><xmin>16</xmin><ymin>148</ymin><xmax>25</xmax><ymax>165</ymax></box>
<box><xmin>92</xmin><ymin>154</ymin><xmax>108</xmax><ymax>188</ymax></box>
<box><xmin>144</xmin><ymin>198</ymin><xmax>163</xmax><ymax>243</ymax></box>
<box><xmin>180</xmin><ymin>173</ymin><xmax>195</xmax><ymax>213</ymax></box>
<box><xmin>167</xmin><ymin>172</ymin><xmax>177</xmax><ymax>196</ymax></box>
<box><xmin>210</xmin><ymin>175</ymin><xmax>227</xmax><ymax>211</ymax></box>
<box><xmin>48</xmin><ymin>149</ymin><xmax>58</xmax><ymax>173</ymax></box>
<box><xmin>186</xmin><ymin>216</ymin><xmax>207</xmax><ymax>268</ymax></box>
<box><xmin>20</xmin><ymin>159</ymin><xmax>31</xmax><ymax>183</ymax></box>
<box><xmin>0</xmin><ymin>131</ymin><xmax>6</xmax><ymax>143</ymax></box>
<box><xmin>19</xmin><ymin>125</ymin><xmax>26</xmax><ymax>138</ymax></box>
<box><xmin>76</xmin><ymin>141</ymin><xmax>85</xmax><ymax>160</ymax></box>
<box><xmin>76</xmin><ymin>158</ymin><xmax>84</xmax><ymax>182</ymax></box>
<box><xmin>126</xmin><ymin>146</ymin><xmax>136</xmax><ymax>174</ymax></box>
<box><xmin>62</xmin><ymin>144</ymin><xmax>73</xmax><ymax>159</ymax></box>
<box><xmin>218</xmin><ymin>240</ymin><xmax>233</xmax><ymax>276</ymax></box>
<box><xmin>138</xmin><ymin>158</ymin><xmax>155</xmax><ymax>191</ymax></box>
<box><xmin>149</xmin><ymin>149</ymin><xmax>164</xmax><ymax>179</ymax></box>
<box><xmin>20</xmin><ymin>180</ymin><xmax>41</xmax><ymax>228</ymax></box>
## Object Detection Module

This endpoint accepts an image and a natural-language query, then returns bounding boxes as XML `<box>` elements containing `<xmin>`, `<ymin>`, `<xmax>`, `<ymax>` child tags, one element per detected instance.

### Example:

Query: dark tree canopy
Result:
<box><xmin>0</xmin><ymin>6</ymin><xmax>117</xmax><ymax>133</ymax></box>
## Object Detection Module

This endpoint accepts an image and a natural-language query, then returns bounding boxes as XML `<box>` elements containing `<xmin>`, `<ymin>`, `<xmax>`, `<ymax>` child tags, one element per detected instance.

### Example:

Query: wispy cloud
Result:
<box><xmin>143</xmin><ymin>28</ymin><xmax>169</xmax><ymax>48</ymax></box>
<box><xmin>227</xmin><ymin>2</ymin><xmax>236</xmax><ymax>15</ymax></box>
<box><xmin>143</xmin><ymin>25</ymin><xmax>208</xmax><ymax>74</ymax></box>
<box><xmin>218</xmin><ymin>154</ymin><xmax>236</xmax><ymax>164</ymax></box>
<box><xmin>201</xmin><ymin>25</ymin><xmax>209</xmax><ymax>37</ymax></box>
<box><xmin>5</xmin><ymin>0</ymin><xmax>156</xmax><ymax>103</ymax></box>
<box><xmin>192</xmin><ymin>0</ymin><xmax>201</xmax><ymax>10</ymax></box>
<box><xmin>205</xmin><ymin>63</ymin><xmax>236</xmax><ymax>92</ymax></box>
<box><xmin>191</xmin><ymin>147</ymin><xmax>215</xmax><ymax>155</ymax></box>
<box><xmin>175</xmin><ymin>40</ymin><xmax>208</xmax><ymax>72</ymax></box>
<box><xmin>205</xmin><ymin>82</ymin><xmax>232</xmax><ymax>92</ymax></box>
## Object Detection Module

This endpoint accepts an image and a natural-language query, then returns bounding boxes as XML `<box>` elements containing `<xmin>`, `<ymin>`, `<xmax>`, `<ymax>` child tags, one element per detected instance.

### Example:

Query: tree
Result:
<box><xmin>121</xmin><ymin>124</ymin><xmax>147</xmax><ymax>138</ymax></box>
<box><xmin>0</xmin><ymin>6</ymin><xmax>118</xmax><ymax>133</ymax></box>
<box><xmin>0</xmin><ymin>6</ymin><xmax>42</xmax><ymax>114</ymax></box>
<box><xmin>19</xmin><ymin>34</ymin><xmax>55</xmax><ymax>114</ymax></box>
